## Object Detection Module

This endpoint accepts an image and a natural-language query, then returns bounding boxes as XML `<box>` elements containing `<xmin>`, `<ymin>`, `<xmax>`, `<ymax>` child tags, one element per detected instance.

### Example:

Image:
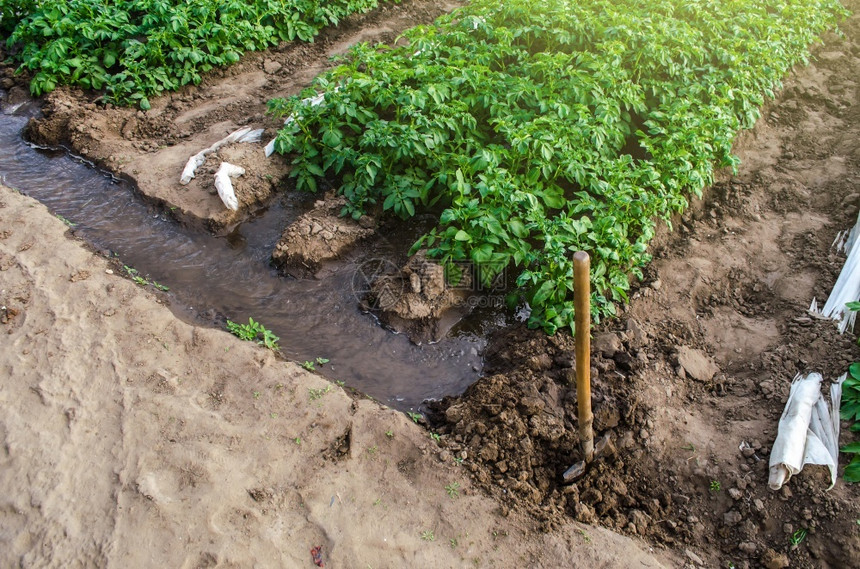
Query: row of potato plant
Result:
<box><xmin>269</xmin><ymin>0</ymin><xmax>847</xmax><ymax>334</ymax></box>
<box><xmin>0</xmin><ymin>0</ymin><xmax>387</xmax><ymax>108</ymax></box>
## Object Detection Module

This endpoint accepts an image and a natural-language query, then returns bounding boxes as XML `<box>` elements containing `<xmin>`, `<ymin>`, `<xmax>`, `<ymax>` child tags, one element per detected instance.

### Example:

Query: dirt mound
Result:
<box><xmin>272</xmin><ymin>195</ymin><xmax>376</xmax><ymax>276</ymax></box>
<box><xmin>365</xmin><ymin>250</ymin><xmax>476</xmax><ymax>343</ymax></box>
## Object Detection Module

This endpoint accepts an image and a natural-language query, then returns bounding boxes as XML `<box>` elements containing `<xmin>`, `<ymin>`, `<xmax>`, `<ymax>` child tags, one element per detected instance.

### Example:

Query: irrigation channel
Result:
<box><xmin>0</xmin><ymin>99</ymin><xmax>498</xmax><ymax>410</ymax></box>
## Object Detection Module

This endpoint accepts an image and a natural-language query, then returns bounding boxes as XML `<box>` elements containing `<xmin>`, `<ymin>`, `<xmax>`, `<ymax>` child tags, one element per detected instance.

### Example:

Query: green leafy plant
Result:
<box><xmin>407</xmin><ymin>412</ymin><xmax>422</xmax><ymax>424</ymax></box>
<box><xmin>2</xmin><ymin>0</ymin><xmax>390</xmax><ymax>108</ymax></box>
<box><xmin>226</xmin><ymin>317</ymin><xmax>279</xmax><ymax>350</ymax></box>
<box><xmin>841</xmin><ymin>303</ymin><xmax>860</xmax><ymax>482</ymax></box>
<box><xmin>709</xmin><ymin>480</ymin><xmax>721</xmax><ymax>492</ymax></box>
<box><xmin>445</xmin><ymin>482</ymin><xmax>460</xmax><ymax>499</ymax></box>
<box><xmin>308</xmin><ymin>385</ymin><xmax>332</xmax><ymax>400</ymax></box>
<box><xmin>420</xmin><ymin>530</ymin><xmax>435</xmax><ymax>542</ymax></box>
<box><xmin>269</xmin><ymin>0</ymin><xmax>847</xmax><ymax>334</ymax></box>
<box><xmin>790</xmin><ymin>528</ymin><xmax>808</xmax><ymax>547</ymax></box>
<box><xmin>841</xmin><ymin>361</ymin><xmax>860</xmax><ymax>482</ymax></box>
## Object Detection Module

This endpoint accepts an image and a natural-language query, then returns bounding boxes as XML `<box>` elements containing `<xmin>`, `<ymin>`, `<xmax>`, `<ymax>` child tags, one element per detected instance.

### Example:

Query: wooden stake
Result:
<box><xmin>573</xmin><ymin>251</ymin><xmax>594</xmax><ymax>462</ymax></box>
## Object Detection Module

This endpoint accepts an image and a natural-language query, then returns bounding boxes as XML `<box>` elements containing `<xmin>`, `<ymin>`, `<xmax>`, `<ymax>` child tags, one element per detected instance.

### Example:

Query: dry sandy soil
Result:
<box><xmin>2</xmin><ymin>0</ymin><xmax>860</xmax><ymax>567</ymax></box>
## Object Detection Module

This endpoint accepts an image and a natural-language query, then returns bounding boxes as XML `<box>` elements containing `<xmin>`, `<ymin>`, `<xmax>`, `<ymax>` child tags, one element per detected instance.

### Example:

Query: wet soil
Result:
<box><xmin>3</xmin><ymin>0</ymin><xmax>860</xmax><ymax>567</ymax></box>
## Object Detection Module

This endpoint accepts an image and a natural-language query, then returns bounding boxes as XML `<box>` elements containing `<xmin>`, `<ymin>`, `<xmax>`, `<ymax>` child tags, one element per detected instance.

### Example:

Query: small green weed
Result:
<box><xmin>226</xmin><ymin>318</ymin><xmax>279</xmax><ymax>350</ymax></box>
<box><xmin>578</xmin><ymin>528</ymin><xmax>591</xmax><ymax>543</ymax></box>
<box><xmin>407</xmin><ymin>412</ymin><xmax>422</xmax><ymax>423</ymax></box>
<box><xmin>124</xmin><ymin>265</ymin><xmax>169</xmax><ymax>291</ymax></box>
<box><xmin>420</xmin><ymin>530</ymin><xmax>435</xmax><ymax>542</ymax></box>
<box><xmin>385</xmin><ymin>430</ymin><xmax>394</xmax><ymax>438</ymax></box>
<box><xmin>56</xmin><ymin>214</ymin><xmax>76</xmax><ymax>227</ymax></box>
<box><xmin>301</xmin><ymin>357</ymin><xmax>331</xmax><ymax>372</ymax></box>
<box><xmin>445</xmin><ymin>482</ymin><xmax>460</xmax><ymax>499</ymax></box>
<box><xmin>430</xmin><ymin>432</ymin><xmax>441</xmax><ymax>442</ymax></box>
<box><xmin>308</xmin><ymin>385</ymin><xmax>332</xmax><ymax>400</ymax></box>
<box><xmin>790</xmin><ymin>528</ymin><xmax>807</xmax><ymax>546</ymax></box>
<box><xmin>709</xmin><ymin>480</ymin><xmax>721</xmax><ymax>492</ymax></box>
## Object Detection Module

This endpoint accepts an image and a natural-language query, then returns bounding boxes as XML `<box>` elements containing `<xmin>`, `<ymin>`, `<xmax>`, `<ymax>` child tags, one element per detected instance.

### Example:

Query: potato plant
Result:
<box><xmin>269</xmin><ymin>0</ymin><xmax>847</xmax><ymax>333</ymax></box>
<box><xmin>0</xmin><ymin>0</ymin><xmax>388</xmax><ymax>108</ymax></box>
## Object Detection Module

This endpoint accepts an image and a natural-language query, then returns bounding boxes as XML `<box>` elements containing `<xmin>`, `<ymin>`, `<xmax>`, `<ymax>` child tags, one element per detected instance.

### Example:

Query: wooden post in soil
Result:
<box><xmin>573</xmin><ymin>251</ymin><xmax>594</xmax><ymax>462</ymax></box>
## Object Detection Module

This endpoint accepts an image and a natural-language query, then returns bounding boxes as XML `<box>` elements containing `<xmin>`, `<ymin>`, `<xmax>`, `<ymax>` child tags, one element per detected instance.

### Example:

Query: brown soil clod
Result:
<box><xmin>364</xmin><ymin>250</ymin><xmax>474</xmax><ymax>343</ymax></box>
<box><xmin>272</xmin><ymin>195</ymin><xmax>375</xmax><ymax>277</ymax></box>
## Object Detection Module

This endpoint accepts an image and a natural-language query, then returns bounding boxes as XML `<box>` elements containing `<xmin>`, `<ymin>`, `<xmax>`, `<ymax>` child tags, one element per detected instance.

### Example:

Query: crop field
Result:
<box><xmin>1</xmin><ymin>0</ymin><xmax>859</xmax><ymax>567</ymax></box>
<box><xmin>1</xmin><ymin>0</ymin><xmax>390</xmax><ymax>107</ymax></box>
<box><xmin>268</xmin><ymin>0</ymin><xmax>848</xmax><ymax>332</ymax></box>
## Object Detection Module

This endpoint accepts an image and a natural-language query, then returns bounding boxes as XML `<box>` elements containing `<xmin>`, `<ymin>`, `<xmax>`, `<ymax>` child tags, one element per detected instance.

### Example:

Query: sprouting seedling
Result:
<box><xmin>407</xmin><ymin>412</ymin><xmax>422</xmax><ymax>423</ymax></box>
<box><xmin>445</xmin><ymin>482</ymin><xmax>460</xmax><ymax>499</ymax></box>
<box><xmin>56</xmin><ymin>214</ymin><xmax>76</xmax><ymax>227</ymax></box>
<box><xmin>709</xmin><ymin>480</ymin><xmax>721</xmax><ymax>492</ymax></box>
<box><xmin>790</xmin><ymin>528</ymin><xmax>808</xmax><ymax>546</ymax></box>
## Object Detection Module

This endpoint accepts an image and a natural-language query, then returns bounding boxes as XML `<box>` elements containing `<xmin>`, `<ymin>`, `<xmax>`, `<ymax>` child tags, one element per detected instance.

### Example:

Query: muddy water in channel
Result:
<box><xmin>0</xmin><ymin>102</ymin><xmax>488</xmax><ymax>410</ymax></box>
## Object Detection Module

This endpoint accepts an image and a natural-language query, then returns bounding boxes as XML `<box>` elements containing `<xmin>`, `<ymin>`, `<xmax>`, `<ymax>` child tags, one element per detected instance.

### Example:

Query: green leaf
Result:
<box><xmin>454</xmin><ymin>230</ymin><xmax>471</xmax><ymax>242</ymax></box>
<box><xmin>841</xmin><ymin>441</ymin><xmax>860</xmax><ymax>454</ymax></box>
<box><xmin>541</xmin><ymin>188</ymin><xmax>566</xmax><ymax>210</ymax></box>
<box><xmin>842</xmin><ymin>401</ymin><xmax>860</xmax><ymax>421</ymax></box>
<box><xmin>306</xmin><ymin>163</ymin><xmax>325</xmax><ymax>177</ymax></box>
<box><xmin>532</xmin><ymin>280</ymin><xmax>555</xmax><ymax>306</ymax></box>
<box><xmin>845</xmin><ymin>457</ymin><xmax>860</xmax><ymax>483</ymax></box>
<box><xmin>509</xmin><ymin>219</ymin><xmax>528</xmax><ymax>238</ymax></box>
<box><xmin>850</xmin><ymin>362</ymin><xmax>860</xmax><ymax>380</ymax></box>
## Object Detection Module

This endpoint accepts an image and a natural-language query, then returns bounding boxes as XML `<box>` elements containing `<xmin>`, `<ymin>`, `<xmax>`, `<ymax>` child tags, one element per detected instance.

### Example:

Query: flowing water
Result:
<box><xmin>0</xmin><ymin>100</ymin><xmax>501</xmax><ymax>411</ymax></box>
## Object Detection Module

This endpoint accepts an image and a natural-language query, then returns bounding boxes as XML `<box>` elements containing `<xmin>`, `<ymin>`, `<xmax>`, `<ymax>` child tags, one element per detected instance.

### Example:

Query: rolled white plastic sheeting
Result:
<box><xmin>810</xmin><ymin>211</ymin><xmax>860</xmax><ymax>333</ymax></box>
<box><xmin>768</xmin><ymin>373</ymin><xmax>845</xmax><ymax>491</ymax></box>
<box><xmin>214</xmin><ymin>162</ymin><xmax>246</xmax><ymax>211</ymax></box>
<box><xmin>179</xmin><ymin>126</ymin><xmax>263</xmax><ymax>185</ymax></box>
